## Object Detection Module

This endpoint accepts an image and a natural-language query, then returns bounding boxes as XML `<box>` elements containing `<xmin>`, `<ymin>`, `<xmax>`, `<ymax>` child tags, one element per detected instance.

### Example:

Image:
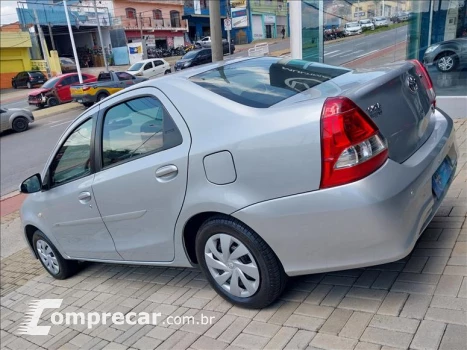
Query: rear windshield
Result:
<box><xmin>30</xmin><ymin>71</ymin><xmax>45</xmax><ymax>77</ymax></box>
<box><xmin>98</xmin><ymin>73</ymin><xmax>112</xmax><ymax>81</ymax></box>
<box><xmin>189</xmin><ymin>58</ymin><xmax>349</xmax><ymax>108</ymax></box>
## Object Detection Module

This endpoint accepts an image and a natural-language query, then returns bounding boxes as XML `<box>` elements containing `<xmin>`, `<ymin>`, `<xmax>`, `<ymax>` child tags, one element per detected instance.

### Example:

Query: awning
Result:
<box><xmin>182</xmin><ymin>14</ymin><xmax>226</xmax><ymax>20</ymax></box>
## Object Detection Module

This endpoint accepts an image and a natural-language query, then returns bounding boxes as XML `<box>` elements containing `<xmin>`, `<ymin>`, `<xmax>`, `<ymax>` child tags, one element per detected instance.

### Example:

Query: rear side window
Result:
<box><xmin>116</xmin><ymin>72</ymin><xmax>134</xmax><ymax>81</ymax></box>
<box><xmin>30</xmin><ymin>72</ymin><xmax>44</xmax><ymax>78</ymax></box>
<box><xmin>101</xmin><ymin>96</ymin><xmax>182</xmax><ymax>168</ymax></box>
<box><xmin>189</xmin><ymin>57</ymin><xmax>349</xmax><ymax>108</ymax></box>
<box><xmin>98</xmin><ymin>73</ymin><xmax>111</xmax><ymax>81</ymax></box>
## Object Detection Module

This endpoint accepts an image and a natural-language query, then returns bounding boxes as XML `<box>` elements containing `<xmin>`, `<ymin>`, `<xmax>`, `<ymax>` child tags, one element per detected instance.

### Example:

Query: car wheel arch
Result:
<box><xmin>435</xmin><ymin>50</ymin><xmax>458</xmax><ymax>62</ymax></box>
<box><xmin>25</xmin><ymin>224</ymin><xmax>40</xmax><ymax>259</ymax></box>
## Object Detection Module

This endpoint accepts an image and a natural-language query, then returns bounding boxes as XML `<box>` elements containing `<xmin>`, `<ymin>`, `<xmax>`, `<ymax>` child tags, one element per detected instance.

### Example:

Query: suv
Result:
<box><xmin>358</xmin><ymin>19</ymin><xmax>375</xmax><ymax>31</ymax></box>
<box><xmin>12</xmin><ymin>71</ymin><xmax>47</xmax><ymax>89</ymax></box>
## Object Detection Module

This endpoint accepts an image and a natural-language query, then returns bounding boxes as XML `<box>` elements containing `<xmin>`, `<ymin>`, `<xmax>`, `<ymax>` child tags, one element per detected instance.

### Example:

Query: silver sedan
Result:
<box><xmin>19</xmin><ymin>57</ymin><xmax>457</xmax><ymax>308</ymax></box>
<box><xmin>0</xmin><ymin>107</ymin><xmax>34</xmax><ymax>133</ymax></box>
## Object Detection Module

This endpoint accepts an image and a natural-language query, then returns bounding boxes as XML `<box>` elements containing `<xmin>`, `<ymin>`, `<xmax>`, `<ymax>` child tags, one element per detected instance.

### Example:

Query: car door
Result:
<box><xmin>55</xmin><ymin>76</ymin><xmax>72</xmax><ymax>102</ymax></box>
<box><xmin>142</xmin><ymin>61</ymin><xmax>154</xmax><ymax>78</ymax></box>
<box><xmin>116</xmin><ymin>72</ymin><xmax>137</xmax><ymax>87</ymax></box>
<box><xmin>91</xmin><ymin>87</ymin><xmax>191</xmax><ymax>261</ymax></box>
<box><xmin>19</xmin><ymin>72</ymin><xmax>27</xmax><ymax>87</ymax></box>
<box><xmin>152</xmin><ymin>60</ymin><xmax>165</xmax><ymax>77</ymax></box>
<box><xmin>0</xmin><ymin>109</ymin><xmax>9</xmax><ymax>132</ymax></box>
<box><xmin>38</xmin><ymin>111</ymin><xmax>121</xmax><ymax>260</ymax></box>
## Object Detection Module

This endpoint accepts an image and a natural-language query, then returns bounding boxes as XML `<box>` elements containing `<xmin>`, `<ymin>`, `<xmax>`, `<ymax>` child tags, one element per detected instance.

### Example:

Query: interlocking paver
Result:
<box><xmin>264</xmin><ymin>326</ymin><xmax>297</xmax><ymax>350</ymax></box>
<box><xmin>439</xmin><ymin>324</ymin><xmax>467</xmax><ymax>350</ymax></box>
<box><xmin>360</xmin><ymin>327</ymin><xmax>413</xmax><ymax>349</ymax></box>
<box><xmin>376</xmin><ymin>292</ymin><xmax>408</xmax><ymax>316</ymax></box>
<box><xmin>319</xmin><ymin>309</ymin><xmax>353</xmax><ymax>335</ymax></box>
<box><xmin>410</xmin><ymin>320</ymin><xmax>446</xmax><ymax>350</ymax></box>
<box><xmin>310</xmin><ymin>333</ymin><xmax>357</xmax><ymax>350</ymax></box>
<box><xmin>284</xmin><ymin>330</ymin><xmax>316</xmax><ymax>350</ymax></box>
<box><xmin>425</xmin><ymin>307</ymin><xmax>467</xmax><ymax>326</ymax></box>
<box><xmin>368</xmin><ymin>314</ymin><xmax>419</xmax><ymax>333</ymax></box>
<box><xmin>339</xmin><ymin>312</ymin><xmax>372</xmax><ymax>339</ymax></box>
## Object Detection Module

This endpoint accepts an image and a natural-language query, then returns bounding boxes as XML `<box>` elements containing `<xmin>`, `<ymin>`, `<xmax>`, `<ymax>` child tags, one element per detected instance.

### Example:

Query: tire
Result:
<box><xmin>97</xmin><ymin>93</ymin><xmax>108</xmax><ymax>102</ymax></box>
<box><xmin>27</xmin><ymin>82</ymin><xmax>32</xmax><ymax>89</ymax></box>
<box><xmin>12</xmin><ymin>116</ymin><xmax>29</xmax><ymax>132</ymax></box>
<box><xmin>83</xmin><ymin>102</ymin><xmax>94</xmax><ymax>108</ymax></box>
<box><xmin>36</xmin><ymin>104</ymin><xmax>44</xmax><ymax>109</ymax></box>
<box><xmin>164</xmin><ymin>70</ymin><xmax>171</xmax><ymax>75</ymax></box>
<box><xmin>196</xmin><ymin>216</ymin><xmax>287</xmax><ymax>309</ymax></box>
<box><xmin>436</xmin><ymin>52</ymin><xmax>458</xmax><ymax>72</ymax></box>
<box><xmin>48</xmin><ymin>97</ymin><xmax>59</xmax><ymax>107</ymax></box>
<box><xmin>12</xmin><ymin>81</ymin><xmax>17</xmax><ymax>89</ymax></box>
<box><xmin>32</xmin><ymin>230</ymin><xmax>78</xmax><ymax>280</ymax></box>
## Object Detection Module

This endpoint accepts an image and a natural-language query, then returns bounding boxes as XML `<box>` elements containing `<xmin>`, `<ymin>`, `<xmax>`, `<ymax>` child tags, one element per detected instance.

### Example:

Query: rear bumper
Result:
<box><xmin>72</xmin><ymin>94</ymin><xmax>96</xmax><ymax>103</ymax></box>
<box><xmin>233</xmin><ymin>109</ymin><xmax>457</xmax><ymax>276</ymax></box>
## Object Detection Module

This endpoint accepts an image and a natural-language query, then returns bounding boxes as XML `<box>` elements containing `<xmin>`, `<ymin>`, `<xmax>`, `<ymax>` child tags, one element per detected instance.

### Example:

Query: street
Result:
<box><xmin>0</xmin><ymin>108</ymin><xmax>81</xmax><ymax>196</ymax></box>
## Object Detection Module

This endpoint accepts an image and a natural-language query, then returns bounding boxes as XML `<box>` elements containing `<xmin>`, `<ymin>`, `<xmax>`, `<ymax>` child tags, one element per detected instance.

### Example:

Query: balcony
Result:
<box><xmin>114</xmin><ymin>16</ymin><xmax>188</xmax><ymax>32</ymax></box>
<box><xmin>121</xmin><ymin>0</ymin><xmax>184</xmax><ymax>4</ymax></box>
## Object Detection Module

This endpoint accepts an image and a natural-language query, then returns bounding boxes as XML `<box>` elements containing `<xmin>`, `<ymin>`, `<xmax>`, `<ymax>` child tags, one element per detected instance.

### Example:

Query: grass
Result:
<box><xmin>364</xmin><ymin>22</ymin><xmax>408</xmax><ymax>36</ymax></box>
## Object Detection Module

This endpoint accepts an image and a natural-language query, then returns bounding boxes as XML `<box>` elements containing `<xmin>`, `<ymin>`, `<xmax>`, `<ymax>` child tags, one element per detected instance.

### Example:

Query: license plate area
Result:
<box><xmin>432</xmin><ymin>157</ymin><xmax>454</xmax><ymax>199</ymax></box>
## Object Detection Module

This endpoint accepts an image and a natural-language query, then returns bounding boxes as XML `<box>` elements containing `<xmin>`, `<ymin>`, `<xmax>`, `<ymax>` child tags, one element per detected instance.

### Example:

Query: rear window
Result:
<box><xmin>30</xmin><ymin>71</ymin><xmax>44</xmax><ymax>77</ymax></box>
<box><xmin>189</xmin><ymin>58</ymin><xmax>349</xmax><ymax>108</ymax></box>
<box><xmin>98</xmin><ymin>73</ymin><xmax>111</xmax><ymax>81</ymax></box>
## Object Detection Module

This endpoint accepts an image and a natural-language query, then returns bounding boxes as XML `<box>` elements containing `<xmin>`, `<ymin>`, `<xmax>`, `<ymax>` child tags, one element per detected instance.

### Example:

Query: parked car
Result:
<box><xmin>195</xmin><ymin>36</ymin><xmax>212</xmax><ymax>48</ymax></box>
<box><xmin>391</xmin><ymin>12</ymin><xmax>409</xmax><ymax>23</ymax></box>
<box><xmin>423</xmin><ymin>38</ymin><xmax>467</xmax><ymax>72</ymax></box>
<box><xmin>195</xmin><ymin>36</ymin><xmax>235</xmax><ymax>54</ymax></box>
<box><xmin>126</xmin><ymin>58</ymin><xmax>171</xmax><ymax>79</ymax></box>
<box><xmin>70</xmin><ymin>71</ymin><xmax>147</xmax><ymax>107</ymax></box>
<box><xmin>12</xmin><ymin>71</ymin><xmax>46</xmax><ymax>89</ymax></box>
<box><xmin>174</xmin><ymin>48</ymin><xmax>212</xmax><ymax>70</ymax></box>
<box><xmin>0</xmin><ymin>107</ymin><xmax>34</xmax><ymax>133</ymax></box>
<box><xmin>358</xmin><ymin>19</ymin><xmax>375</xmax><ymax>30</ymax></box>
<box><xmin>373</xmin><ymin>17</ymin><xmax>389</xmax><ymax>27</ymax></box>
<box><xmin>60</xmin><ymin>57</ymin><xmax>77</xmax><ymax>73</ymax></box>
<box><xmin>28</xmin><ymin>73</ymin><xmax>97</xmax><ymax>109</ymax></box>
<box><xmin>19</xmin><ymin>57</ymin><xmax>456</xmax><ymax>309</ymax></box>
<box><xmin>344</xmin><ymin>22</ymin><xmax>362</xmax><ymax>36</ymax></box>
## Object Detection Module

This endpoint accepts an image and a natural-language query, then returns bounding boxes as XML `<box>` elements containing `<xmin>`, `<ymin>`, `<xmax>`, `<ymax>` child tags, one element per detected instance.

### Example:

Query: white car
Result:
<box><xmin>358</xmin><ymin>19</ymin><xmax>375</xmax><ymax>31</ymax></box>
<box><xmin>126</xmin><ymin>59</ymin><xmax>171</xmax><ymax>79</ymax></box>
<box><xmin>344</xmin><ymin>22</ymin><xmax>362</xmax><ymax>36</ymax></box>
<box><xmin>196</xmin><ymin>36</ymin><xmax>211</xmax><ymax>48</ymax></box>
<box><xmin>373</xmin><ymin>17</ymin><xmax>389</xmax><ymax>27</ymax></box>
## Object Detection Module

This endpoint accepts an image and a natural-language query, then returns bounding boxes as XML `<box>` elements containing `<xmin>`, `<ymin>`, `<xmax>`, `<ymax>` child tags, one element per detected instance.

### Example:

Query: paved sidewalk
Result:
<box><xmin>1</xmin><ymin>120</ymin><xmax>466</xmax><ymax>350</ymax></box>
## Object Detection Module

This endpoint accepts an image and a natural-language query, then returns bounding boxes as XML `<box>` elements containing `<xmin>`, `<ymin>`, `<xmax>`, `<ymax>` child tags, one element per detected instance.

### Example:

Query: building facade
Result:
<box><xmin>114</xmin><ymin>0</ymin><xmax>187</xmax><ymax>49</ymax></box>
<box><xmin>183</xmin><ymin>0</ymin><xmax>228</xmax><ymax>42</ymax></box>
<box><xmin>249</xmin><ymin>0</ymin><xmax>288</xmax><ymax>41</ymax></box>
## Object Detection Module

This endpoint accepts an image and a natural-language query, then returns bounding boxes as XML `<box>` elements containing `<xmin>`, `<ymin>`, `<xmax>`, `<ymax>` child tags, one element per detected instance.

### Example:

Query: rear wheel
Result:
<box><xmin>12</xmin><ymin>81</ymin><xmax>17</xmax><ymax>89</ymax></box>
<box><xmin>48</xmin><ymin>97</ymin><xmax>59</xmax><ymax>107</ymax></box>
<box><xmin>32</xmin><ymin>230</ymin><xmax>78</xmax><ymax>279</ymax></box>
<box><xmin>27</xmin><ymin>82</ymin><xmax>32</xmax><ymax>89</ymax></box>
<box><xmin>12</xmin><ymin>117</ymin><xmax>29</xmax><ymax>132</ymax></box>
<box><xmin>97</xmin><ymin>93</ymin><xmax>108</xmax><ymax>102</ymax></box>
<box><xmin>436</xmin><ymin>52</ymin><xmax>458</xmax><ymax>72</ymax></box>
<box><xmin>36</xmin><ymin>104</ymin><xmax>44</xmax><ymax>109</ymax></box>
<box><xmin>196</xmin><ymin>217</ymin><xmax>287</xmax><ymax>309</ymax></box>
<box><xmin>165</xmin><ymin>70</ymin><xmax>171</xmax><ymax>75</ymax></box>
<box><xmin>83</xmin><ymin>102</ymin><xmax>94</xmax><ymax>108</ymax></box>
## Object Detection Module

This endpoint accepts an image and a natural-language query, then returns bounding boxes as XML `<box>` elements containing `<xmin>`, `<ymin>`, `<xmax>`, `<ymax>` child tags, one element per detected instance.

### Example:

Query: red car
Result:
<box><xmin>28</xmin><ymin>73</ymin><xmax>96</xmax><ymax>108</ymax></box>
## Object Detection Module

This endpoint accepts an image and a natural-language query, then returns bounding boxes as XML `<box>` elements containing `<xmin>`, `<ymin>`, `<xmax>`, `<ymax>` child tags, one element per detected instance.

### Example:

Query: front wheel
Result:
<box><xmin>436</xmin><ymin>53</ymin><xmax>458</xmax><ymax>72</ymax></box>
<box><xmin>12</xmin><ymin>117</ymin><xmax>29</xmax><ymax>132</ymax></box>
<box><xmin>196</xmin><ymin>217</ymin><xmax>287</xmax><ymax>309</ymax></box>
<box><xmin>48</xmin><ymin>97</ymin><xmax>59</xmax><ymax>107</ymax></box>
<box><xmin>164</xmin><ymin>70</ymin><xmax>171</xmax><ymax>75</ymax></box>
<box><xmin>97</xmin><ymin>93</ymin><xmax>108</xmax><ymax>102</ymax></box>
<box><xmin>32</xmin><ymin>231</ymin><xmax>78</xmax><ymax>279</ymax></box>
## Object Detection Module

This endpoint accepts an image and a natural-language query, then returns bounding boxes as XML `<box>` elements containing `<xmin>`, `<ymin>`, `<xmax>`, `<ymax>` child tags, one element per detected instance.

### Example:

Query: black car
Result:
<box><xmin>12</xmin><ymin>71</ymin><xmax>47</xmax><ymax>89</ymax></box>
<box><xmin>424</xmin><ymin>38</ymin><xmax>467</xmax><ymax>72</ymax></box>
<box><xmin>175</xmin><ymin>49</ymin><xmax>212</xmax><ymax>70</ymax></box>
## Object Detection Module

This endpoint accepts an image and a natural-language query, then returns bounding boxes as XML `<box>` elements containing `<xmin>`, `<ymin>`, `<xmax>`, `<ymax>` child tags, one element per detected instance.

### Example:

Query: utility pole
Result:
<box><xmin>209</xmin><ymin>0</ymin><xmax>223</xmax><ymax>62</ymax></box>
<box><xmin>139</xmin><ymin>12</ymin><xmax>147</xmax><ymax>59</ymax></box>
<box><xmin>290</xmin><ymin>0</ymin><xmax>302</xmax><ymax>59</ymax></box>
<box><xmin>33</xmin><ymin>9</ymin><xmax>52</xmax><ymax>78</ymax></box>
<box><xmin>48</xmin><ymin>23</ymin><xmax>56</xmax><ymax>51</ymax></box>
<box><xmin>63</xmin><ymin>0</ymin><xmax>83</xmax><ymax>83</ymax></box>
<box><xmin>93</xmin><ymin>0</ymin><xmax>108</xmax><ymax>72</ymax></box>
<box><xmin>226</xmin><ymin>1</ymin><xmax>231</xmax><ymax>55</ymax></box>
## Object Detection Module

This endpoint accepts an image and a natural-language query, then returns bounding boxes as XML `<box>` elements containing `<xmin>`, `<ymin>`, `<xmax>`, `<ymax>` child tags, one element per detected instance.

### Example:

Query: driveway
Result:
<box><xmin>0</xmin><ymin>122</ymin><xmax>465</xmax><ymax>350</ymax></box>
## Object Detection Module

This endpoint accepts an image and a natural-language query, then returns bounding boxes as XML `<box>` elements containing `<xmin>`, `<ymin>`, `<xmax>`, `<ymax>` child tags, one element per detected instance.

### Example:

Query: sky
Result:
<box><xmin>1</xmin><ymin>0</ymin><xmax>19</xmax><ymax>25</ymax></box>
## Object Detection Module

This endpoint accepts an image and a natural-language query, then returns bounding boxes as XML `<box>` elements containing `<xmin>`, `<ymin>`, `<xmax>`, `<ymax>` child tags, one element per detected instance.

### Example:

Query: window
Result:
<box><xmin>153</xmin><ymin>9</ymin><xmax>162</xmax><ymax>19</ymax></box>
<box><xmin>126</xmin><ymin>7</ymin><xmax>136</xmax><ymax>19</ymax></box>
<box><xmin>61</xmin><ymin>76</ymin><xmax>74</xmax><ymax>86</ymax></box>
<box><xmin>116</xmin><ymin>72</ymin><xmax>134</xmax><ymax>81</ymax></box>
<box><xmin>170</xmin><ymin>10</ymin><xmax>180</xmax><ymax>27</ymax></box>
<box><xmin>144</xmin><ymin>62</ymin><xmax>153</xmax><ymax>70</ymax></box>
<box><xmin>153</xmin><ymin>60</ymin><xmax>163</xmax><ymax>67</ymax></box>
<box><xmin>200</xmin><ymin>0</ymin><xmax>207</xmax><ymax>9</ymax></box>
<box><xmin>102</xmin><ymin>96</ymin><xmax>182</xmax><ymax>168</ymax></box>
<box><xmin>50</xmin><ymin>119</ymin><xmax>93</xmax><ymax>186</ymax></box>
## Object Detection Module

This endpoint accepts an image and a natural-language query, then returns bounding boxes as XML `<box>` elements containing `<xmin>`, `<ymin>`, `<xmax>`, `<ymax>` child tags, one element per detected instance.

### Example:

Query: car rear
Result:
<box><xmin>189</xmin><ymin>57</ymin><xmax>457</xmax><ymax>276</ymax></box>
<box><xmin>29</xmin><ymin>71</ymin><xmax>46</xmax><ymax>86</ymax></box>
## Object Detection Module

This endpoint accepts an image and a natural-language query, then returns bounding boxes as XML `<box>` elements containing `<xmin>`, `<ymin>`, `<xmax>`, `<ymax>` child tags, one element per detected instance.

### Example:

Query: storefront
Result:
<box><xmin>295</xmin><ymin>0</ymin><xmax>466</xmax><ymax>97</ymax></box>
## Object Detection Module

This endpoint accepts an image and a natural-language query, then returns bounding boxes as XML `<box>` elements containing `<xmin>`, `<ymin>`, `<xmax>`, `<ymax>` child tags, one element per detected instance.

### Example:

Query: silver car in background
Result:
<box><xmin>373</xmin><ymin>16</ymin><xmax>389</xmax><ymax>27</ymax></box>
<box><xmin>20</xmin><ymin>57</ymin><xmax>457</xmax><ymax>308</ymax></box>
<box><xmin>344</xmin><ymin>22</ymin><xmax>363</xmax><ymax>36</ymax></box>
<box><xmin>0</xmin><ymin>107</ymin><xmax>34</xmax><ymax>133</ymax></box>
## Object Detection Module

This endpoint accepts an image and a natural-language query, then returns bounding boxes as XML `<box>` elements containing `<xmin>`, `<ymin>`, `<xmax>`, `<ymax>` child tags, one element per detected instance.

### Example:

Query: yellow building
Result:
<box><xmin>351</xmin><ymin>0</ymin><xmax>411</xmax><ymax>20</ymax></box>
<box><xmin>0</xmin><ymin>24</ymin><xmax>32</xmax><ymax>89</ymax></box>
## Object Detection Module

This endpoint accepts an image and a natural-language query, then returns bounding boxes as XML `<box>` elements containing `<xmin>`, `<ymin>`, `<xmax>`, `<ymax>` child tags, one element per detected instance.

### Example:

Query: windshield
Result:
<box><xmin>375</xmin><ymin>17</ymin><xmax>385</xmax><ymax>21</ymax></box>
<box><xmin>360</xmin><ymin>20</ymin><xmax>370</xmax><ymax>24</ymax></box>
<box><xmin>182</xmin><ymin>51</ymin><xmax>199</xmax><ymax>60</ymax></box>
<box><xmin>128</xmin><ymin>62</ymin><xmax>144</xmax><ymax>71</ymax></box>
<box><xmin>346</xmin><ymin>22</ymin><xmax>359</xmax><ymax>27</ymax></box>
<box><xmin>42</xmin><ymin>77</ymin><xmax>60</xmax><ymax>88</ymax></box>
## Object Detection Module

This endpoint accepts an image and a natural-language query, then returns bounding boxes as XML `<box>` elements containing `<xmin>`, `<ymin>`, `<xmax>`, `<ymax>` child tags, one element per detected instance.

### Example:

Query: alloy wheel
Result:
<box><xmin>204</xmin><ymin>233</ymin><xmax>260</xmax><ymax>298</ymax></box>
<box><xmin>36</xmin><ymin>239</ymin><xmax>60</xmax><ymax>274</ymax></box>
<box><xmin>438</xmin><ymin>56</ymin><xmax>454</xmax><ymax>71</ymax></box>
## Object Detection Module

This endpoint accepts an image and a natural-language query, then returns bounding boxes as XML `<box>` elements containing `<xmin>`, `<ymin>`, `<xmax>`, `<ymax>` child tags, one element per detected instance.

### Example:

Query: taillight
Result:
<box><xmin>320</xmin><ymin>97</ymin><xmax>388</xmax><ymax>189</ymax></box>
<box><xmin>82</xmin><ymin>86</ymin><xmax>90</xmax><ymax>91</ymax></box>
<box><xmin>412</xmin><ymin>59</ymin><xmax>436</xmax><ymax>107</ymax></box>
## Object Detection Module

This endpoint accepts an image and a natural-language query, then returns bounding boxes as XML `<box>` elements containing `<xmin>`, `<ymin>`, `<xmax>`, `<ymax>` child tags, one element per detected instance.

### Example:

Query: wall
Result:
<box><xmin>0</xmin><ymin>32</ymin><xmax>32</xmax><ymax>89</ymax></box>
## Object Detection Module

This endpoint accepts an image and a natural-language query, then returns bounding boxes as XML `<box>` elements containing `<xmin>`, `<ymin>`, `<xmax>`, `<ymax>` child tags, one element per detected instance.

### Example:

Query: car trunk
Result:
<box><xmin>335</xmin><ymin>62</ymin><xmax>435</xmax><ymax>163</ymax></box>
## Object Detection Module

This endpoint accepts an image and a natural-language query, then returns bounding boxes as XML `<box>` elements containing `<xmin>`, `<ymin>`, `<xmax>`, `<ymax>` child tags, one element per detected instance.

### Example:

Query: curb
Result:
<box><xmin>1</xmin><ymin>191</ymin><xmax>20</xmax><ymax>201</ymax></box>
<box><xmin>33</xmin><ymin>102</ymin><xmax>84</xmax><ymax>121</ymax></box>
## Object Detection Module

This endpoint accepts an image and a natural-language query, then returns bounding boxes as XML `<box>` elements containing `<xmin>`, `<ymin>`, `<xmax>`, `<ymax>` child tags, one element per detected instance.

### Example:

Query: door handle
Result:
<box><xmin>155</xmin><ymin>165</ymin><xmax>178</xmax><ymax>182</ymax></box>
<box><xmin>78</xmin><ymin>191</ymin><xmax>92</xmax><ymax>204</ymax></box>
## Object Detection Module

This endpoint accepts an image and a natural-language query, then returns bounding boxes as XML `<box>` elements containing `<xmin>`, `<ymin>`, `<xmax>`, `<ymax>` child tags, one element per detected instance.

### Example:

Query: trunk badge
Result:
<box><xmin>367</xmin><ymin>103</ymin><xmax>382</xmax><ymax>118</ymax></box>
<box><xmin>406</xmin><ymin>75</ymin><xmax>419</xmax><ymax>93</ymax></box>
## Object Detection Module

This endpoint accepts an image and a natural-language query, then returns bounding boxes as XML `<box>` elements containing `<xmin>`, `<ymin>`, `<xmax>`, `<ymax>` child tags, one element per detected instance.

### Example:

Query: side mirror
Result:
<box><xmin>20</xmin><ymin>174</ymin><xmax>42</xmax><ymax>194</ymax></box>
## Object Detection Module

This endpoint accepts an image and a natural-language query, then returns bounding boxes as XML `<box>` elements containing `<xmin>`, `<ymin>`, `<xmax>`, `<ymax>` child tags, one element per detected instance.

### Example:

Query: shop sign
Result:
<box><xmin>230</xmin><ymin>0</ymin><xmax>247</xmax><ymax>8</ymax></box>
<box><xmin>232</xmin><ymin>8</ymin><xmax>248</xmax><ymax>28</ymax></box>
<box><xmin>264</xmin><ymin>15</ymin><xmax>276</xmax><ymax>24</ymax></box>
